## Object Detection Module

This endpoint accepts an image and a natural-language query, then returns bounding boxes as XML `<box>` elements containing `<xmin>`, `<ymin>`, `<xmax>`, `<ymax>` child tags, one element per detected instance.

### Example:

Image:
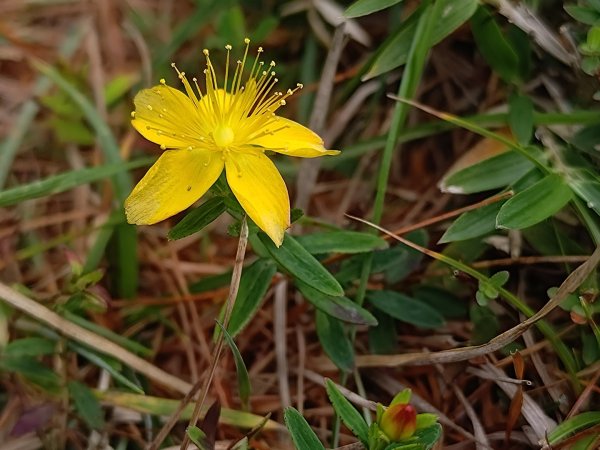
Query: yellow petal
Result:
<box><xmin>225</xmin><ymin>151</ymin><xmax>290</xmax><ymax>246</ymax></box>
<box><xmin>125</xmin><ymin>148</ymin><xmax>223</xmax><ymax>224</ymax></box>
<box><xmin>131</xmin><ymin>85</ymin><xmax>205</xmax><ymax>148</ymax></box>
<box><xmin>250</xmin><ymin>117</ymin><xmax>340</xmax><ymax>158</ymax></box>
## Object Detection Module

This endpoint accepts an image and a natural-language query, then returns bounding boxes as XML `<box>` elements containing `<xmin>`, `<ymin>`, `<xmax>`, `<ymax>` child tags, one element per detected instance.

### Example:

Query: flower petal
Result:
<box><xmin>251</xmin><ymin>117</ymin><xmax>340</xmax><ymax>158</ymax></box>
<box><xmin>225</xmin><ymin>151</ymin><xmax>290</xmax><ymax>246</ymax></box>
<box><xmin>132</xmin><ymin>85</ymin><xmax>204</xmax><ymax>149</ymax></box>
<box><xmin>125</xmin><ymin>148</ymin><xmax>223</xmax><ymax>224</ymax></box>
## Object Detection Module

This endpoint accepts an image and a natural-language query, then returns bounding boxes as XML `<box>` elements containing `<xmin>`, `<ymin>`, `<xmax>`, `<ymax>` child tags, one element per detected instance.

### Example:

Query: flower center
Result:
<box><xmin>214</xmin><ymin>125</ymin><xmax>235</xmax><ymax>148</ymax></box>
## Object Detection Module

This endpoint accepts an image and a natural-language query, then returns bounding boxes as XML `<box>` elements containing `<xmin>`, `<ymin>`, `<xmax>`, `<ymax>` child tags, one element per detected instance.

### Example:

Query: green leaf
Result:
<box><xmin>68</xmin><ymin>381</ymin><xmax>105</xmax><ymax>429</ymax></box>
<box><xmin>297</xmin><ymin>280</ymin><xmax>377</xmax><ymax>325</ymax></box>
<box><xmin>215</xmin><ymin>321</ymin><xmax>251</xmax><ymax>410</ymax></box>
<box><xmin>497</xmin><ymin>174</ymin><xmax>573</xmax><ymax>229</ymax></box>
<box><xmin>226</xmin><ymin>259</ymin><xmax>277</xmax><ymax>338</ymax></box>
<box><xmin>413</xmin><ymin>286</ymin><xmax>468</xmax><ymax>319</ymax></box>
<box><xmin>295</xmin><ymin>231</ymin><xmax>388</xmax><ymax>254</ymax></box>
<box><xmin>187</xmin><ymin>426</ymin><xmax>209</xmax><ymax>450</ymax></box>
<box><xmin>547</xmin><ymin>412</ymin><xmax>600</xmax><ymax>445</ymax></box>
<box><xmin>345</xmin><ymin>0</ymin><xmax>403</xmax><ymax>18</ymax></box>
<box><xmin>440</xmin><ymin>151</ymin><xmax>534</xmax><ymax>194</ymax></box>
<box><xmin>364</xmin><ymin>0</ymin><xmax>478</xmax><ymax>79</ymax></box>
<box><xmin>439</xmin><ymin>200</ymin><xmax>505</xmax><ymax>243</ymax></box>
<box><xmin>168</xmin><ymin>197</ymin><xmax>227</xmax><ymax>240</ymax></box>
<box><xmin>0</xmin><ymin>158</ymin><xmax>152</xmax><ymax>207</ymax></box>
<box><xmin>259</xmin><ymin>233</ymin><xmax>344</xmax><ymax>297</ymax></box>
<box><xmin>190</xmin><ymin>271</ymin><xmax>232</xmax><ymax>293</ymax></box>
<box><xmin>0</xmin><ymin>356</ymin><xmax>61</xmax><ymax>392</ymax></box>
<box><xmin>471</xmin><ymin>6</ymin><xmax>520</xmax><ymax>83</ymax></box>
<box><xmin>316</xmin><ymin>311</ymin><xmax>355</xmax><ymax>373</ymax></box>
<box><xmin>570</xmin><ymin>177</ymin><xmax>600</xmax><ymax>216</ymax></box>
<box><xmin>565</xmin><ymin>5</ymin><xmax>600</xmax><ymax>25</ymax></box>
<box><xmin>367</xmin><ymin>291</ymin><xmax>445</xmax><ymax>329</ymax></box>
<box><xmin>4</xmin><ymin>337</ymin><xmax>56</xmax><ymax>357</ymax></box>
<box><xmin>509</xmin><ymin>93</ymin><xmax>534</xmax><ymax>145</ymax></box>
<box><xmin>325</xmin><ymin>379</ymin><xmax>369</xmax><ymax>444</ymax></box>
<box><xmin>284</xmin><ymin>407</ymin><xmax>326</xmax><ymax>450</ymax></box>
<box><xmin>412</xmin><ymin>423</ymin><xmax>442</xmax><ymax>449</ymax></box>
<box><xmin>368</xmin><ymin>309</ymin><xmax>397</xmax><ymax>354</ymax></box>
<box><xmin>470</xmin><ymin>304</ymin><xmax>500</xmax><ymax>344</ymax></box>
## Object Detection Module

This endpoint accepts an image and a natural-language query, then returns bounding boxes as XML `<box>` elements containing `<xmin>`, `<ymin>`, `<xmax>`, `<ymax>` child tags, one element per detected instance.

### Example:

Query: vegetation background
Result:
<box><xmin>1</xmin><ymin>0</ymin><xmax>600</xmax><ymax>448</ymax></box>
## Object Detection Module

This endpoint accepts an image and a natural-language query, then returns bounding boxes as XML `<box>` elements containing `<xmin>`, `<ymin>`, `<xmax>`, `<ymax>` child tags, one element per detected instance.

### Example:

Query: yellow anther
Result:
<box><xmin>225</xmin><ymin>44</ymin><xmax>232</xmax><ymax>50</ymax></box>
<box><xmin>159</xmin><ymin>78</ymin><xmax>166</xmax><ymax>84</ymax></box>
<box><xmin>203</xmin><ymin>49</ymin><xmax>209</xmax><ymax>56</ymax></box>
<box><xmin>244</xmin><ymin>37</ymin><xmax>250</xmax><ymax>44</ymax></box>
<box><xmin>130</xmin><ymin>111</ymin><xmax>136</xmax><ymax>118</ymax></box>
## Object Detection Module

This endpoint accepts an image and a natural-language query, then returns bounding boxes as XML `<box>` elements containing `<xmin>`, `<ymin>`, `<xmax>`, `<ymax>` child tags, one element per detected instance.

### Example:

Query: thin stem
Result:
<box><xmin>148</xmin><ymin>217</ymin><xmax>248</xmax><ymax>450</ymax></box>
<box><xmin>181</xmin><ymin>216</ymin><xmax>249</xmax><ymax>450</ymax></box>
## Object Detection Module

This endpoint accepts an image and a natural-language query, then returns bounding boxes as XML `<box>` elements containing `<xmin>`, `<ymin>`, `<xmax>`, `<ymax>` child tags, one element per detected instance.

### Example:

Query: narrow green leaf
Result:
<box><xmin>215</xmin><ymin>321</ymin><xmax>251</xmax><ymax>410</ymax></box>
<box><xmin>259</xmin><ymin>233</ymin><xmax>343</xmax><ymax>297</ymax></box>
<box><xmin>325</xmin><ymin>379</ymin><xmax>369</xmax><ymax>444</ymax></box>
<box><xmin>345</xmin><ymin>0</ymin><xmax>403</xmax><ymax>18</ymax></box>
<box><xmin>284</xmin><ymin>407</ymin><xmax>326</xmax><ymax>450</ymax></box>
<box><xmin>439</xmin><ymin>200</ymin><xmax>505</xmax><ymax>243</ymax></box>
<box><xmin>187</xmin><ymin>426</ymin><xmax>209</xmax><ymax>450</ymax></box>
<box><xmin>168</xmin><ymin>197</ymin><xmax>227</xmax><ymax>240</ymax></box>
<box><xmin>297</xmin><ymin>280</ymin><xmax>378</xmax><ymax>325</ymax></box>
<box><xmin>547</xmin><ymin>412</ymin><xmax>600</xmax><ymax>445</ymax></box>
<box><xmin>0</xmin><ymin>356</ymin><xmax>61</xmax><ymax>392</ymax></box>
<box><xmin>68</xmin><ymin>381</ymin><xmax>105</xmax><ymax>429</ymax></box>
<box><xmin>365</xmin><ymin>0</ymin><xmax>478</xmax><ymax>79</ymax></box>
<box><xmin>471</xmin><ymin>6</ymin><xmax>520</xmax><ymax>83</ymax></box>
<box><xmin>570</xmin><ymin>177</ymin><xmax>600</xmax><ymax>216</ymax></box>
<box><xmin>190</xmin><ymin>270</ymin><xmax>232</xmax><ymax>293</ymax></box>
<box><xmin>509</xmin><ymin>93</ymin><xmax>534</xmax><ymax>145</ymax></box>
<box><xmin>4</xmin><ymin>337</ymin><xmax>56</xmax><ymax>357</ymax></box>
<box><xmin>95</xmin><ymin>390</ymin><xmax>282</xmax><ymax>430</ymax></box>
<box><xmin>440</xmin><ymin>151</ymin><xmax>534</xmax><ymax>194</ymax></box>
<box><xmin>0</xmin><ymin>158</ymin><xmax>152</xmax><ymax>207</ymax></box>
<box><xmin>316</xmin><ymin>311</ymin><xmax>355</xmax><ymax>373</ymax></box>
<box><xmin>367</xmin><ymin>291</ymin><xmax>445</xmax><ymax>329</ymax></box>
<box><xmin>497</xmin><ymin>174</ymin><xmax>573</xmax><ymax>229</ymax></box>
<box><xmin>226</xmin><ymin>259</ymin><xmax>277</xmax><ymax>338</ymax></box>
<box><xmin>295</xmin><ymin>231</ymin><xmax>388</xmax><ymax>254</ymax></box>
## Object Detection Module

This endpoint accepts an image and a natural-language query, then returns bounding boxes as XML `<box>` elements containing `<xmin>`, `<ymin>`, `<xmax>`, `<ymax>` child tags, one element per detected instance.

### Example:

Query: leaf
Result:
<box><xmin>570</xmin><ymin>177</ymin><xmax>600</xmax><ymax>216</ymax></box>
<box><xmin>439</xmin><ymin>200</ymin><xmax>505</xmax><ymax>243</ymax></box>
<box><xmin>345</xmin><ymin>0</ymin><xmax>403</xmax><ymax>18</ymax></box>
<box><xmin>325</xmin><ymin>379</ymin><xmax>369</xmax><ymax>444</ymax></box>
<box><xmin>168</xmin><ymin>197</ymin><xmax>227</xmax><ymax>240</ymax></box>
<box><xmin>509</xmin><ymin>93</ymin><xmax>534</xmax><ymax>145</ymax></box>
<box><xmin>496</xmin><ymin>174</ymin><xmax>573</xmax><ymax>229</ymax></box>
<box><xmin>412</xmin><ymin>423</ymin><xmax>443</xmax><ymax>449</ymax></box>
<box><xmin>316</xmin><ymin>310</ymin><xmax>355</xmax><ymax>373</ymax></box>
<box><xmin>367</xmin><ymin>291</ymin><xmax>445</xmax><ymax>329</ymax></box>
<box><xmin>470</xmin><ymin>304</ymin><xmax>500</xmax><ymax>344</ymax></box>
<box><xmin>226</xmin><ymin>259</ymin><xmax>277</xmax><ymax>338</ymax></box>
<box><xmin>0</xmin><ymin>356</ymin><xmax>61</xmax><ymax>392</ymax></box>
<box><xmin>187</xmin><ymin>426</ymin><xmax>209</xmax><ymax>450</ymax></box>
<box><xmin>297</xmin><ymin>280</ymin><xmax>378</xmax><ymax>326</ymax></box>
<box><xmin>295</xmin><ymin>231</ymin><xmax>388</xmax><ymax>254</ymax></box>
<box><xmin>413</xmin><ymin>286</ymin><xmax>468</xmax><ymax>319</ymax></box>
<box><xmin>284</xmin><ymin>407</ymin><xmax>326</xmax><ymax>450</ymax></box>
<box><xmin>190</xmin><ymin>271</ymin><xmax>232</xmax><ymax>293</ymax></box>
<box><xmin>440</xmin><ymin>150</ymin><xmax>534</xmax><ymax>194</ymax></box>
<box><xmin>471</xmin><ymin>6</ymin><xmax>520</xmax><ymax>83</ymax></box>
<box><xmin>215</xmin><ymin>321</ymin><xmax>251</xmax><ymax>410</ymax></box>
<box><xmin>259</xmin><ymin>233</ymin><xmax>344</xmax><ymax>297</ymax></box>
<box><xmin>547</xmin><ymin>412</ymin><xmax>600</xmax><ymax>445</ymax></box>
<box><xmin>4</xmin><ymin>337</ymin><xmax>56</xmax><ymax>357</ymax></box>
<box><xmin>368</xmin><ymin>309</ymin><xmax>397</xmax><ymax>354</ymax></box>
<box><xmin>95</xmin><ymin>390</ymin><xmax>281</xmax><ymax>430</ymax></box>
<box><xmin>365</xmin><ymin>0</ymin><xmax>478</xmax><ymax>79</ymax></box>
<box><xmin>68</xmin><ymin>381</ymin><xmax>105</xmax><ymax>429</ymax></box>
<box><xmin>0</xmin><ymin>158</ymin><xmax>152</xmax><ymax>207</ymax></box>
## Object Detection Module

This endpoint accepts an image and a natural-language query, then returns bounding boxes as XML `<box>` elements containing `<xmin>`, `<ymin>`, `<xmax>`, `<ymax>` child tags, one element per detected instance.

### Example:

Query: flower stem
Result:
<box><xmin>180</xmin><ymin>216</ymin><xmax>249</xmax><ymax>450</ymax></box>
<box><xmin>148</xmin><ymin>217</ymin><xmax>248</xmax><ymax>450</ymax></box>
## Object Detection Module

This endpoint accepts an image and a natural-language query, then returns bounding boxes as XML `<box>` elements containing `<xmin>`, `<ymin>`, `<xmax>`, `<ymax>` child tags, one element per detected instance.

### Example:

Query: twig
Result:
<box><xmin>295</xmin><ymin>24</ymin><xmax>346</xmax><ymax>211</ymax></box>
<box><xmin>320</xmin><ymin>215</ymin><xmax>600</xmax><ymax>369</ymax></box>
<box><xmin>0</xmin><ymin>282</ymin><xmax>192</xmax><ymax>394</ymax></box>
<box><xmin>180</xmin><ymin>217</ymin><xmax>249</xmax><ymax>450</ymax></box>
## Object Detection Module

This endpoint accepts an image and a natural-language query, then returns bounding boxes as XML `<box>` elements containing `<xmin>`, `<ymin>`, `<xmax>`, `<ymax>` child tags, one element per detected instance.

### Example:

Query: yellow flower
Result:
<box><xmin>125</xmin><ymin>39</ymin><xmax>339</xmax><ymax>245</ymax></box>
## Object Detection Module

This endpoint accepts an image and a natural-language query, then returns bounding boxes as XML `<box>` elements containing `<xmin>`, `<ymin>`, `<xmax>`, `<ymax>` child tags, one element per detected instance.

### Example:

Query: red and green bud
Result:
<box><xmin>379</xmin><ymin>402</ymin><xmax>417</xmax><ymax>441</ymax></box>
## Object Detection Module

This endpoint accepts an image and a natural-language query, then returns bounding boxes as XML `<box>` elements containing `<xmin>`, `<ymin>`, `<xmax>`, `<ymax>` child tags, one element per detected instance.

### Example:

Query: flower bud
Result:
<box><xmin>379</xmin><ymin>403</ymin><xmax>417</xmax><ymax>441</ymax></box>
